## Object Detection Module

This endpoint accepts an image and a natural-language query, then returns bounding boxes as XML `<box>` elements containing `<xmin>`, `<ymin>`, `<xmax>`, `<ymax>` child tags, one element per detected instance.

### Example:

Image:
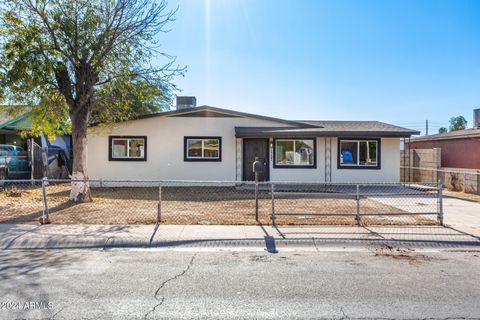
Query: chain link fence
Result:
<box><xmin>0</xmin><ymin>179</ymin><xmax>443</xmax><ymax>226</ymax></box>
<box><xmin>271</xmin><ymin>182</ymin><xmax>441</xmax><ymax>226</ymax></box>
<box><xmin>401</xmin><ymin>166</ymin><xmax>480</xmax><ymax>195</ymax></box>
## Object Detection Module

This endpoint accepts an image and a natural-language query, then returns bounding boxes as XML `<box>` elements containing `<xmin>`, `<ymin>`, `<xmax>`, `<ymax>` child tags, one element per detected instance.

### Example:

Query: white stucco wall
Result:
<box><xmin>87</xmin><ymin>115</ymin><xmax>291</xmax><ymax>181</ymax></box>
<box><xmin>87</xmin><ymin>116</ymin><xmax>401</xmax><ymax>183</ymax></box>
<box><xmin>268</xmin><ymin>137</ymin><xmax>400</xmax><ymax>182</ymax></box>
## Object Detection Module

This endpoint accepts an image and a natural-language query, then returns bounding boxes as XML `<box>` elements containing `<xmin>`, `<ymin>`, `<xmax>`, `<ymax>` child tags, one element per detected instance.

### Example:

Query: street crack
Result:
<box><xmin>312</xmin><ymin>237</ymin><xmax>319</xmax><ymax>252</ymax></box>
<box><xmin>144</xmin><ymin>254</ymin><xmax>196</xmax><ymax>319</ymax></box>
<box><xmin>51</xmin><ymin>306</ymin><xmax>65</xmax><ymax>319</ymax></box>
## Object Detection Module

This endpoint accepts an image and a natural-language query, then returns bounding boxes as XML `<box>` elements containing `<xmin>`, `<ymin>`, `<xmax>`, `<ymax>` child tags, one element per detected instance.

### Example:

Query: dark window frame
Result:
<box><xmin>273</xmin><ymin>138</ymin><xmax>317</xmax><ymax>169</ymax></box>
<box><xmin>184</xmin><ymin>136</ymin><xmax>222</xmax><ymax>162</ymax></box>
<box><xmin>109</xmin><ymin>136</ymin><xmax>147</xmax><ymax>161</ymax></box>
<box><xmin>337</xmin><ymin>138</ymin><xmax>381</xmax><ymax>170</ymax></box>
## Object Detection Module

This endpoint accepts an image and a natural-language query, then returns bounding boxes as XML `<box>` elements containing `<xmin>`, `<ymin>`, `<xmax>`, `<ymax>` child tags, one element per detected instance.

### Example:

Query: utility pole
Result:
<box><xmin>426</xmin><ymin>120</ymin><xmax>429</xmax><ymax>136</ymax></box>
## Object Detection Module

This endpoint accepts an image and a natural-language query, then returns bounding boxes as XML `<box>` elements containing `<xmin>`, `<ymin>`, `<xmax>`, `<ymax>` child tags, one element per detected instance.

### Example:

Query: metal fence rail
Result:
<box><xmin>270</xmin><ymin>181</ymin><xmax>442</xmax><ymax>226</ymax></box>
<box><xmin>0</xmin><ymin>179</ymin><xmax>443</xmax><ymax>226</ymax></box>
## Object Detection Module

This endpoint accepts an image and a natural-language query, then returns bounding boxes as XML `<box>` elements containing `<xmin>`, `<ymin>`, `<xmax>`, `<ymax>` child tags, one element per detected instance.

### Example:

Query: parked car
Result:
<box><xmin>0</xmin><ymin>145</ymin><xmax>30</xmax><ymax>180</ymax></box>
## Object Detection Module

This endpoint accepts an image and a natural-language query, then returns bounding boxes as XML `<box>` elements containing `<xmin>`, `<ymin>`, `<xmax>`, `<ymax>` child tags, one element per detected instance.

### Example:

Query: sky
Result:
<box><xmin>157</xmin><ymin>0</ymin><xmax>480</xmax><ymax>135</ymax></box>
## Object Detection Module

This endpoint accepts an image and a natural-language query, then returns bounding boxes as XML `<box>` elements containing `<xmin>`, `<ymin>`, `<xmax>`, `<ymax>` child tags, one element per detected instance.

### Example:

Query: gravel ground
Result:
<box><xmin>0</xmin><ymin>184</ymin><xmax>437</xmax><ymax>225</ymax></box>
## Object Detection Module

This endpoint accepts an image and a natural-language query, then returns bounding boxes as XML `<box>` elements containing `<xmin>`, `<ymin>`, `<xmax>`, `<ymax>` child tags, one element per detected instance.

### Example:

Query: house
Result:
<box><xmin>0</xmin><ymin>109</ymin><xmax>72</xmax><ymax>178</ymax></box>
<box><xmin>406</xmin><ymin>109</ymin><xmax>480</xmax><ymax>170</ymax></box>
<box><xmin>87</xmin><ymin>97</ymin><xmax>419</xmax><ymax>182</ymax></box>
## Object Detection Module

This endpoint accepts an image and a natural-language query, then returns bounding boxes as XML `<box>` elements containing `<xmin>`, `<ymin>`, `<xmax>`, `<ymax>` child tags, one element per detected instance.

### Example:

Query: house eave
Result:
<box><xmin>132</xmin><ymin>106</ymin><xmax>319</xmax><ymax>128</ymax></box>
<box><xmin>235</xmin><ymin>127</ymin><xmax>418</xmax><ymax>138</ymax></box>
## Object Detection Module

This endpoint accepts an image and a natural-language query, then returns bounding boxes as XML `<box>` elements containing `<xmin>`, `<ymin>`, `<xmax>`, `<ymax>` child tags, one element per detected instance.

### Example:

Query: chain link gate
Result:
<box><xmin>269</xmin><ymin>182</ymin><xmax>443</xmax><ymax>226</ymax></box>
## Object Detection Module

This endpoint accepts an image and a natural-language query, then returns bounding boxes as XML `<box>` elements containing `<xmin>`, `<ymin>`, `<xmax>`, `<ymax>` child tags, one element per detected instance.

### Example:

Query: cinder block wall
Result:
<box><xmin>440</xmin><ymin>168</ymin><xmax>480</xmax><ymax>194</ymax></box>
<box><xmin>400</xmin><ymin>148</ymin><xmax>441</xmax><ymax>182</ymax></box>
<box><xmin>401</xmin><ymin>148</ymin><xmax>480</xmax><ymax>195</ymax></box>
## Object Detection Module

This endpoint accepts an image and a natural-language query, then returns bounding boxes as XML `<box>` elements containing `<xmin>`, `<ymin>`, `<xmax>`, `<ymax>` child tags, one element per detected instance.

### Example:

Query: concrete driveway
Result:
<box><xmin>443</xmin><ymin>196</ymin><xmax>480</xmax><ymax>237</ymax></box>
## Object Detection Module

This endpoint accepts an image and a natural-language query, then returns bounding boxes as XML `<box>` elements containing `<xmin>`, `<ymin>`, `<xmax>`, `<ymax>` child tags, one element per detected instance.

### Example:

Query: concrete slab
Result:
<box><xmin>0</xmin><ymin>224</ymin><xmax>42</xmax><ymax>249</ymax></box>
<box><xmin>271</xmin><ymin>225</ymin><xmax>383</xmax><ymax>240</ymax></box>
<box><xmin>1</xmin><ymin>224</ymin><xmax>155</xmax><ymax>249</ymax></box>
<box><xmin>367</xmin><ymin>195</ymin><xmax>437</xmax><ymax>213</ymax></box>
<box><xmin>0</xmin><ymin>220</ymin><xmax>479</xmax><ymax>250</ymax></box>
<box><xmin>151</xmin><ymin>225</ymin><xmax>268</xmax><ymax>248</ymax></box>
<box><xmin>443</xmin><ymin>197</ymin><xmax>480</xmax><ymax>238</ymax></box>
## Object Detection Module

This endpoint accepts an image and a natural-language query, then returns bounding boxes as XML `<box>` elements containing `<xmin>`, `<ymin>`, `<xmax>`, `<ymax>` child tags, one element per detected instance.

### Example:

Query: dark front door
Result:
<box><xmin>243</xmin><ymin>139</ymin><xmax>269</xmax><ymax>181</ymax></box>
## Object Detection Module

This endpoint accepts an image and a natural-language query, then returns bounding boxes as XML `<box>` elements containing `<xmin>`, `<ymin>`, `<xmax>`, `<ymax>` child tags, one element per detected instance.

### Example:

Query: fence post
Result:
<box><xmin>355</xmin><ymin>184</ymin><xmax>361</xmax><ymax>226</ymax></box>
<box><xmin>157</xmin><ymin>182</ymin><xmax>162</xmax><ymax>224</ymax></box>
<box><xmin>30</xmin><ymin>139</ymin><xmax>35</xmax><ymax>184</ymax></box>
<box><xmin>255</xmin><ymin>180</ymin><xmax>259</xmax><ymax>221</ymax></box>
<box><xmin>271</xmin><ymin>183</ymin><xmax>276</xmax><ymax>226</ymax></box>
<box><xmin>41</xmin><ymin>147</ymin><xmax>48</xmax><ymax>178</ymax></box>
<box><xmin>437</xmin><ymin>179</ymin><xmax>444</xmax><ymax>226</ymax></box>
<box><xmin>40</xmin><ymin>177</ymin><xmax>50</xmax><ymax>224</ymax></box>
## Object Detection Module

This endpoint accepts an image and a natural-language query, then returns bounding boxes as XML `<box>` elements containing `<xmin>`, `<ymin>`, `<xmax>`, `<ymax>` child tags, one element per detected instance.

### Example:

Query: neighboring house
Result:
<box><xmin>87</xmin><ymin>97</ymin><xmax>418</xmax><ymax>183</ymax></box>
<box><xmin>406</xmin><ymin>128</ymin><xmax>480</xmax><ymax>169</ymax></box>
<box><xmin>406</xmin><ymin>108</ymin><xmax>480</xmax><ymax>170</ymax></box>
<box><xmin>0</xmin><ymin>110</ymin><xmax>72</xmax><ymax>178</ymax></box>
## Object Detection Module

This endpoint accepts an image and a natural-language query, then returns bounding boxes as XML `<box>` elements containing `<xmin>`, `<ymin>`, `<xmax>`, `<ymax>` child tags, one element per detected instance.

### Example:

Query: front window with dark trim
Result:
<box><xmin>184</xmin><ymin>137</ymin><xmax>221</xmax><ymax>161</ymax></box>
<box><xmin>109</xmin><ymin>136</ymin><xmax>147</xmax><ymax>161</ymax></box>
<box><xmin>338</xmin><ymin>139</ymin><xmax>379</xmax><ymax>168</ymax></box>
<box><xmin>274</xmin><ymin>139</ymin><xmax>315</xmax><ymax>167</ymax></box>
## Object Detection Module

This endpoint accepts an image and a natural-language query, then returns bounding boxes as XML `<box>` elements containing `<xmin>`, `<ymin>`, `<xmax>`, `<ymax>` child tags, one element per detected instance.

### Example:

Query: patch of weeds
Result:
<box><xmin>370</xmin><ymin>245</ymin><xmax>432</xmax><ymax>267</ymax></box>
<box><xmin>3</xmin><ymin>186</ymin><xmax>22</xmax><ymax>197</ymax></box>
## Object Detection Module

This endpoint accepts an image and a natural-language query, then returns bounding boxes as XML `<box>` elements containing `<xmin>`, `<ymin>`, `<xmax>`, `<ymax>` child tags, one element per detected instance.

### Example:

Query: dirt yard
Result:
<box><xmin>0</xmin><ymin>183</ymin><xmax>437</xmax><ymax>225</ymax></box>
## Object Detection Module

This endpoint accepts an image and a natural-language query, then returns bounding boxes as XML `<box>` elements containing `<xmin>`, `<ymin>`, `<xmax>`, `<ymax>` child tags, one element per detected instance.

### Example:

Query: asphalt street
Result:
<box><xmin>0</xmin><ymin>246</ymin><xmax>479</xmax><ymax>319</ymax></box>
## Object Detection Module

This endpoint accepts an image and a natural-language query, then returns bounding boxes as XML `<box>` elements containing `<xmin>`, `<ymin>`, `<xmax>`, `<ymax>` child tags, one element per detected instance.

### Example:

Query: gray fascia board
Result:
<box><xmin>235</xmin><ymin>130</ymin><xmax>418</xmax><ymax>138</ymax></box>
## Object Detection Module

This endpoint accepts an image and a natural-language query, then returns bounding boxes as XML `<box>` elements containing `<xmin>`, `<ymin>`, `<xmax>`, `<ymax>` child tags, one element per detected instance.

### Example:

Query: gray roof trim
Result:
<box><xmin>297</xmin><ymin>120</ymin><xmax>419</xmax><ymax>134</ymax></box>
<box><xmin>92</xmin><ymin>105</ymin><xmax>418</xmax><ymax>137</ymax></box>
<box><xmin>410</xmin><ymin>128</ymin><xmax>480</xmax><ymax>142</ymax></box>
<box><xmin>133</xmin><ymin>105</ymin><xmax>318</xmax><ymax>128</ymax></box>
<box><xmin>235</xmin><ymin>122</ymin><xmax>419</xmax><ymax>138</ymax></box>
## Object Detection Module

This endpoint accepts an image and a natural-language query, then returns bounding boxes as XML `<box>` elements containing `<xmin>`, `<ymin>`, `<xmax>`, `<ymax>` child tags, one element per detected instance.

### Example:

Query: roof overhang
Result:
<box><xmin>133</xmin><ymin>106</ymin><xmax>318</xmax><ymax>128</ymax></box>
<box><xmin>0</xmin><ymin>113</ymin><xmax>32</xmax><ymax>131</ymax></box>
<box><xmin>235</xmin><ymin>127</ymin><xmax>418</xmax><ymax>138</ymax></box>
<box><xmin>409</xmin><ymin>133</ymin><xmax>480</xmax><ymax>142</ymax></box>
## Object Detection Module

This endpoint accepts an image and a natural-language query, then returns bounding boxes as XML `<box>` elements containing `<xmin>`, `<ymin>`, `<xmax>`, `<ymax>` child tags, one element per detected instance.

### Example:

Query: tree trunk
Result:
<box><xmin>69</xmin><ymin>106</ymin><xmax>92</xmax><ymax>202</ymax></box>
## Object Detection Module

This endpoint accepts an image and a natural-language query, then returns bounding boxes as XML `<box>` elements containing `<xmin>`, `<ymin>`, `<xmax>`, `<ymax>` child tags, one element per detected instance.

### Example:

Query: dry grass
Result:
<box><xmin>0</xmin><ymin>183</ymin><xmax>437</xmax><ymax>225</ymax></box>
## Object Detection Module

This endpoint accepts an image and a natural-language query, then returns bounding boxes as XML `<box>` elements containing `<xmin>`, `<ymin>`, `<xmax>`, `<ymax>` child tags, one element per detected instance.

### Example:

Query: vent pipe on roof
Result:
<box><xmin>176</xmin><ymin>96</ymin><xmax>197</xmax><ymax>110</ymax></box>
<box><xmin>474</xmin><ymin>108</ymin><xmax>480</xmax><ymax>129</ymax></box>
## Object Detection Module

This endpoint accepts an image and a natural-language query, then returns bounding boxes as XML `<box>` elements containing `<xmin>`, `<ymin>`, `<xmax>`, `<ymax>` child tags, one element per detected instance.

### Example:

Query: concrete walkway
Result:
<box><xmin>1</xmin><ymin>223</ymin><xmax>479</xmax><ymax>250</ymax></box>
<box><xmin>1</xmin><ymin>195</ymin><xmax>478</xmax><ymax>250</ymax></box>
<box><xmin>443</xmin><ymin>196</ymin><xmax>480</xmax><ymax>237</ymax></box>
